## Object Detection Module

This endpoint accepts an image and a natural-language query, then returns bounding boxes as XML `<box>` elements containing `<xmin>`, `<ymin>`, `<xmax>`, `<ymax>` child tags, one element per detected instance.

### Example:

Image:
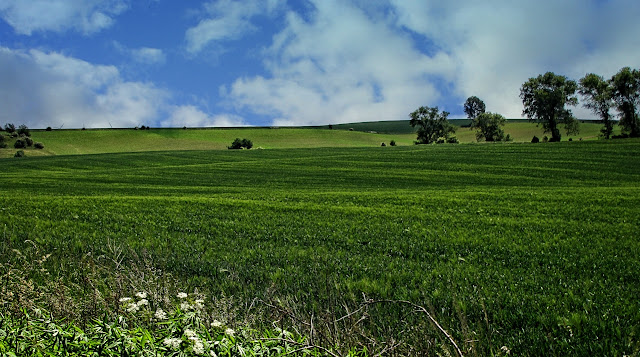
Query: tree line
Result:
<box><xmin>410</xmin><ymin>66</ymin><xmax>640</xmax><ymax>144</ymax></box>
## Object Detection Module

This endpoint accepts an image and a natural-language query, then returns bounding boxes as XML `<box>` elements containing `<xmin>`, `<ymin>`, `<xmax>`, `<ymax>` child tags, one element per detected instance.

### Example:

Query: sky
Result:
<box><xmin>1</xmin><ymin>0</ymin><xmax>639</xmax><ymax>129</ymax></box>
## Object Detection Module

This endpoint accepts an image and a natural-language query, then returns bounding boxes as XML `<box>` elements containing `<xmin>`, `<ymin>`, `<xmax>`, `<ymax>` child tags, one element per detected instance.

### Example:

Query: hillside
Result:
<box><xmin>0</xmin><ymin>121</ymin><xmax>618</xmax><ymax>158</ymax></box>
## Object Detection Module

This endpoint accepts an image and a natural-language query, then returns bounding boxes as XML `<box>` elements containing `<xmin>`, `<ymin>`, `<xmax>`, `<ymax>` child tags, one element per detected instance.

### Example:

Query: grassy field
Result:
<box><xmin>0</xmin><ymin>120</ymin><xmax>617</xmax><ymax>158</ymax></box>
<box><xmin>1</xmin><ymin>138</ymin><xmax>639</xmax><ymax>355</ymax></box>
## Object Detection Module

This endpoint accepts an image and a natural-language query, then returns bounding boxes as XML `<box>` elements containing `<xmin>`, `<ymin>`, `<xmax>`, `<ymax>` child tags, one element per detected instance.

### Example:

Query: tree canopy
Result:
<box><xmin>520</xmin><ymin>72</ymin><xmax>579</xmax><ymax>142</ymax></box>
<box><xmin>464</xmin><ymin>96</ymin><xmax>486</xmax><ymax>120</ymax></box>
<box><xmin>409</xmin><ymin>106</ymin><xmax>456</xmax><ymax>144</ymax></box>
<box><xmin>471</xmin><ymin>112</ymin><xmax>506</xmax><ymax>142</ymax></box>
<box><xmin>578</xmin><ymin>73</ymin><xmax>614</xmax><ymax>139</ymax></box>
<box><xmin>609</xmin><ymin>67</ymin><xmax>640</xmax><ymax>137</ymax></box>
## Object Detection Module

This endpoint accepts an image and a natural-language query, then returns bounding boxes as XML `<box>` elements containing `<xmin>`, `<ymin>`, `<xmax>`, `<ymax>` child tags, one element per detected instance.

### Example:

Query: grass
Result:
<box><xmin>0</xmin><ymin>120</ymin><xmax>618</xmax><ymax>158</ymax></box>
<box><xmin>1</xmin><ymin>138</ymin><xmax>639</xmax><ymax>355</ymax></box>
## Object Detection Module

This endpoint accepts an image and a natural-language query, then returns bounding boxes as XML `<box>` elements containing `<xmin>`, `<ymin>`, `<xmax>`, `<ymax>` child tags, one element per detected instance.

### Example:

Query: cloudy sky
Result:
<box><xmin>1</xmin><ymin>0</ymin><xmax>638</xmax><ymax>129</ymax></box>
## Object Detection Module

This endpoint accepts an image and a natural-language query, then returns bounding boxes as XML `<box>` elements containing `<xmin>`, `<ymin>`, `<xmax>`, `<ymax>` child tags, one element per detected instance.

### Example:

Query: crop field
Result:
<box><xmin>1</xmin><ymin>139</ymin><xmax>639</xmax><ymax>355</ymax></box>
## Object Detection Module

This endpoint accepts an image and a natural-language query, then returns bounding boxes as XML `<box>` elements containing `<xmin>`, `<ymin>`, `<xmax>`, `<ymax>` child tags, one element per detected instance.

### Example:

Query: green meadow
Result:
<box><xmin>0</xmin><ymin>120</ymin><xmax>616</xmax><ymax>158</ymax></box>
<box><xmin>1</xmin><ymin>129</ymin><xmax>639</xmax><ymax>355</ymax></box>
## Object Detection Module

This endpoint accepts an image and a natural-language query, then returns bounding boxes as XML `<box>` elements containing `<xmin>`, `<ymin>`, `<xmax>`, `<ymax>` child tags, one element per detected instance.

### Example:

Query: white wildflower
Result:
<box><xmin>136</xmin><ymin>299</ymin><xmax>148</xmax><ymax>307</ymax></box>
<box><xmin>210</xmin><ymin>351</ymin><xmax>218</xmax><ymax>357</ymax></box>
<box><xmin>193</xmin><ymin>339</ymin><xmax>205</xmax><ymax>355</ymax></box>
<box><xmin>163</xmin><ymin>337</ymin><xmax>182</xmax><ymax>349</ymax></box>
<box><xmin>181</xmin><ymin>302</ymin><xmax>192</xmax><ymax>311</ymax></box>
<box><xmin>184</xmin><ymin>329</ymin><xmax>197</xmax><ymax>339</ymax></box>
<box><xmin>224</xmin><ymin>328</ymin><xmax>235</xmax><ymax>336</ymax></box>
<box><xmin>135</xmin><ymin>292</ymin><xmax>147</xmax><ymax>299</ymax></box>
<box><xmin>119</xmin><ymin>297</ymin><xmax>132</xmax><ymax>303</ymax></box>
<box><xmin>195</xmin><ymin>299</ymin><xmax>205</xmax><ymax>309</ymax></box>
<box><xmin>126</xmin><ymin>304</ymin><xmax>139</xmax><ymax>313</ymax></box>
<box><xmin>177</xmin><ymin>292</ymin><xmax>188</xmax><ymax>299</ymax></box>
<box><xmin>154</xmin><ymin>308</ymin><xmax>167</xmax><ymax>320</ymax></box>
<box><xmin>211</xmin><ymin>320</ymin><xmax>223</xmax><ymax>328</ymax></box>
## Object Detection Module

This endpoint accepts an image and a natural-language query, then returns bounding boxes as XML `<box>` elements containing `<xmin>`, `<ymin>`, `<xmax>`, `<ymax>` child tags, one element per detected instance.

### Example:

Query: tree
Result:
<box><xmin>228</xmin><ymin>138</ymin><xmax>253</xmax><ymax>150</ymax></box>
<box><xmin>578</xmin><ymin>73</ymin><xmax>614</xmax><ymax>139</ymax></box>
<box><xmin>464</xmin><ymin>96</ymin><xmax>486</xmax><ymax>120</ymax></box>
<box><xmin>520</xmin><ymin>72</ymin><xmax>579</xmax><ymax>142</ymax></box>
<box><xmin>471</xmin><ymin>112</ymin><xmax>506</xmax><ymax>142</ymax></box>
<box><xmin>17</xmin><ymin>124</ymin><xmax>30</xmax><ymax>137</ymax></box>
<box><xmin>409</xmin><ymin>106</ymin><xmax>456</xmax><ymax>144</ymax></box>
<box><xmin>4</xmin><ymin>123</ymin><xmax>15</xmax><ymax>133</ymax></box>
<box><xmin>609</xmin><ymin>67</ymin><xmax>640</xmax><ymax>137</ymax></box>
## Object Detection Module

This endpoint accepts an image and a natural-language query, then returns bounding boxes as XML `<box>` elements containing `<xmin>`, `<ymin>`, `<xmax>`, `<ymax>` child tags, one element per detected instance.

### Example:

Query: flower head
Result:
<box><xmin>119</xmin><ymin>297</ymin><xmax>132</xmax><ymax>303</ymax></box>
<box><xmin>177</xmin><ymin>292</ymin><xmax>188</xmax><ymax>299</ymax></box>
<box><xmin>211</xmin><ymin>320</ymin><xmax>223</xmax><ymax>328</ymax></box>
<box><xmin>154</xmin><ymin>308</ymin><xmax>167</xmax><ymax>320</ymax></box>
<box><xmin>224</xmin><ymin>328</ymin><xmax>235</xmax><ymax>336</ymax></box>
<box><xmin>135</xmin><ymin>292</ymin><xmax>147</xmax><ymax>299</ymax></box>
<box><xmin>163</xmin><ymin>337</ymin><xmax>182</xmax><ymax>349</ymax></box>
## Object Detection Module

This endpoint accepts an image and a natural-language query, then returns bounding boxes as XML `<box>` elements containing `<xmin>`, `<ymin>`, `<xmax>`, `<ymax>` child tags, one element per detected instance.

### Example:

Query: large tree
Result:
<box><xmin>578</xmin><ymin>73</ymin><xmax>614</xmax><ymax>139</ymax></box>
<box><xmin>609</xmin><ymin>67</ymin><xmax>640</xmax><ymax>137</ymax></box>
<box><xmin>520</xmin><ymin>72</ymin><xmax>579</xmax><ymax>142</ymax></box>
<box><xmin>471</xmin><ymin>112</ymin><xmax>506</xmax><ymax>142</ymax></box>
<box><xmin>409</xmin><ymin>106</ymin><xmax>456</xmax><ymax>144</ymax></box>
<box><xmin>463</xmin><ymin>96</ymin><xmax>486</xmax><ymax>120</ymax></box>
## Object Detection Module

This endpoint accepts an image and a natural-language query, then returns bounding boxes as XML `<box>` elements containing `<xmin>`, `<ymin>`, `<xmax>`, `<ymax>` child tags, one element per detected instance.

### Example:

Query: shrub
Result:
<box><xmin>229</xmin><ymin>138</ymin><xmax>253</xmax><ymax>150</ymax></box>
<box><xmin>4</xmin><ymin>123</ymin><xmax>16</xmax><ymax>133</ymax></box>
<box><xmin>183</xmin><ymin>126</ymin><xmax>187</xmax><ymax>130</ymax></box>
<box><xmin>543</xmin><ymin>136</ymin><xmax>549</xmax><ymax>142</ymax></box>
<box><xmin>531</xmin><ymin>136</ymin><xmax>540</xmax><ymax>143</ymax></box>
<box><xmin>390</xmin><ymin>140</ymin><xmax>396</xmax><ymax>146</ymax></box>
<box><xmin>505</xmin><ymin>134</ymin><xmax>513</xmax><ymax>142</ymax></box>
<box><xmin>46</xmin><ymin>126</ymin><xmax>52</xmax><ymax>131</ymax></box>
<box><xmin>568</xmin><ymin>138</ymin><xmax>573</xmax><ymax>142</ymax></box>
<box><xmin>446</xmin><ymin>136</ymin><xmax>459</xmax><ymax>144</ymax></box>
<box><xmin>14</xmin><ymin>150</ymin><xmax>25</xmax><ymax>157</ymax></box>
<box><xmin>25</xmin><ymin>137</ymin><xmax>34</xmax><ymax>147</ymax></box>
<box><xmin>17</xmin><ymin>124</ymin><xmax>31</xmax><ymax>137</ymax></box>
<box><xmin>381</xmin><ymin>142</ymin><xmax>386</xmax><ymax>147</ymax></box>
<box><xmin>14</xmin><ymin>139</ymin><xmax>26</xmax><ymax>149</ymax></box>
<box><xmin>241</xmin><ymin>138</ymin><xmax>253</xmax><ymax>149</ymax></box>
<box><xmin>34</xmin><ymin>142</ymin><xmax>45</xmax><ymax>149</ymax></box>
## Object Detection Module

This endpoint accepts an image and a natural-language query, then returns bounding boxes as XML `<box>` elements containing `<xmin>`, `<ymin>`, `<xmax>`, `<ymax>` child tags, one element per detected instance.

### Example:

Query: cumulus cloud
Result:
<box><xmin>222</xmin><ymin>0</ymin><xmax>640</xmax><ymax>125</ymax></box>
<box><xmin>161</xmin><ymin>105</ymin><xmax>246</xmax><ymax>128</ymax></box>
<box><xmin>0</xmin><ymin>47</ymin><xmax>167</xmax><ymax>128</ymax></box>
<box><xmin>0</xmin><ymin>0</ymin><xmax>128</xmax><ymax>35</ymax></box>
<box><xmin>227</xmin><ymin>0</ymin><xmax>454</xmax><ymax>126</ymax></box>
<box><xmin>390</xmin><ymin>0</ymin><xmax>640</xmax><ymax>119</ymax></box>
<box><xmin>185</xmin><ymin>0</ymin><xmax>284</xmax><ymax>54</ymax></box>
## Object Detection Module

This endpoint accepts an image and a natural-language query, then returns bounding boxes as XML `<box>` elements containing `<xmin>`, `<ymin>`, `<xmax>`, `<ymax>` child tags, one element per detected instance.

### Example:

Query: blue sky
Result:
<box><xmin>1</xmin><ymin>0</ymin><xmax>639</xmax><ymax>129</ymax></box>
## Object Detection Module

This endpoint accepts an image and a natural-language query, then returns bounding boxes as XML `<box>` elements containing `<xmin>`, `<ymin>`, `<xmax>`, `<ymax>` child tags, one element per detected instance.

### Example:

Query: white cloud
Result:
<box><xmin>222</xmin><ymin>0</ymin><xmax>640</xmax><ymax>125</ymax></box>
<box><xmin>185</xmin><ymin>0</ymin><xmax>284</xmax><ymax>54</ymax></box>
<box><xmin>390</xmin><ymin>0</ymin><xmax>640</xmax><ymax>119</ymax></box>
<box><xmin>114</xmin><ymin>42</ymin><xmax>166</xmax><ymax>65</ymax></box>
<box><xmin>0</xmin><ymin>0</ymin><xmax>128</xmax><ymax>35</ymax></box>
<box><xmin>0</xmin><ymin>47</ymin><xmax>167</xmax><ymax>128</ymax></box>
<box><xmin>161</xmin><ymin>105</ymin><xmax>246</xmax><ymax>128</ymax></box>
<box><xmin>227</xmin><ymin>0</ymin><xmax>455</xmax><ymax>126</ymax></box>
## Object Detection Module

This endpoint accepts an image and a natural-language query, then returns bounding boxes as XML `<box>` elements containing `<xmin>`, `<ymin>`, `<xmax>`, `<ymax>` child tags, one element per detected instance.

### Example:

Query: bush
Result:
<box><xmin>381</xmin><ymin>142</ymin><xmax>386</xmax><ymax>147</ymax></box>
<box><xmin>389</xmin><ymin>140</ymin><xmax>396</xmax><ymax>146</ymax></box>
<box><xmin>505</xmin><ymin>134</ymin><xmax>513</xmax><ymax>142</ymax></box>
<box><xmin>14</xmin><ymin>139</ymin><xmax>26</xmax><ymax>149</ymax></box>
<box><xmin>4</xmin><ymin>123</ymin><xmax>16</xmax><ymax>133</ymax></box>
<box><xmin>531</xmin><ymin>136</ymin><xmax>540</xmax><ymax>143</ymax></box>
<box><xmin>228</xmin><ymin>138</ymin><xmax>253</xmax><ymax>150</ymax></box>
<box><xmin>17</xmin><ymin>124</ymin><xmax>30</xmax><ymax>137</ymax></box>
<box><xmin>25</xmin><ymin>137</ymin><xmax>34</xmax><ymax>147</ymax></box>
<box><xmin>46</xmin><ymin>126</ymin><xmax>52</xmax><ymax>131</ymax></box>
<box><xmin>241</xmin><ymin>138</ymin><xmax>253</xmax><ymax>149</ymax></box>
<box><xmin>14</xmin><ymin>150</ymin><xmax>25</xmax><ymax>157</ymax></box>
<box><xmin>543</xmin><ymin>136</ymin><xmax>549</xmax><ymax>142</ymax></box>
<box><xmin>446</xmin><ymin>136</ymin><xmax>459</xmax><ymax>144</ymax></box>
<box><xmin>34</xmin><ymin>142</ymin><xmax>45</xmax><ymax>149</ymax></box>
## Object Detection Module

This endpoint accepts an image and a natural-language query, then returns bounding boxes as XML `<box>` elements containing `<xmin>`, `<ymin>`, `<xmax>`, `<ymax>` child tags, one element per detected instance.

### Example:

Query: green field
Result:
<box><xmin>0</xmin><ymin>120</ymin><xmax>617</xmax><ymax>158</ymax></box>
<box><xmin>1</xmin><ymin>138</ymin><xmax>639</xmax><ymax>355</ymax></box>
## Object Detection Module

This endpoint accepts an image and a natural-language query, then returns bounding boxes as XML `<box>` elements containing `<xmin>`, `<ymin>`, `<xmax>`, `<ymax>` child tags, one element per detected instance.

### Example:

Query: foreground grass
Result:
<box><xmin>1</xmin><ymin>140</ymin><xmax>639</xmax><ymax>355</ymax></box>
